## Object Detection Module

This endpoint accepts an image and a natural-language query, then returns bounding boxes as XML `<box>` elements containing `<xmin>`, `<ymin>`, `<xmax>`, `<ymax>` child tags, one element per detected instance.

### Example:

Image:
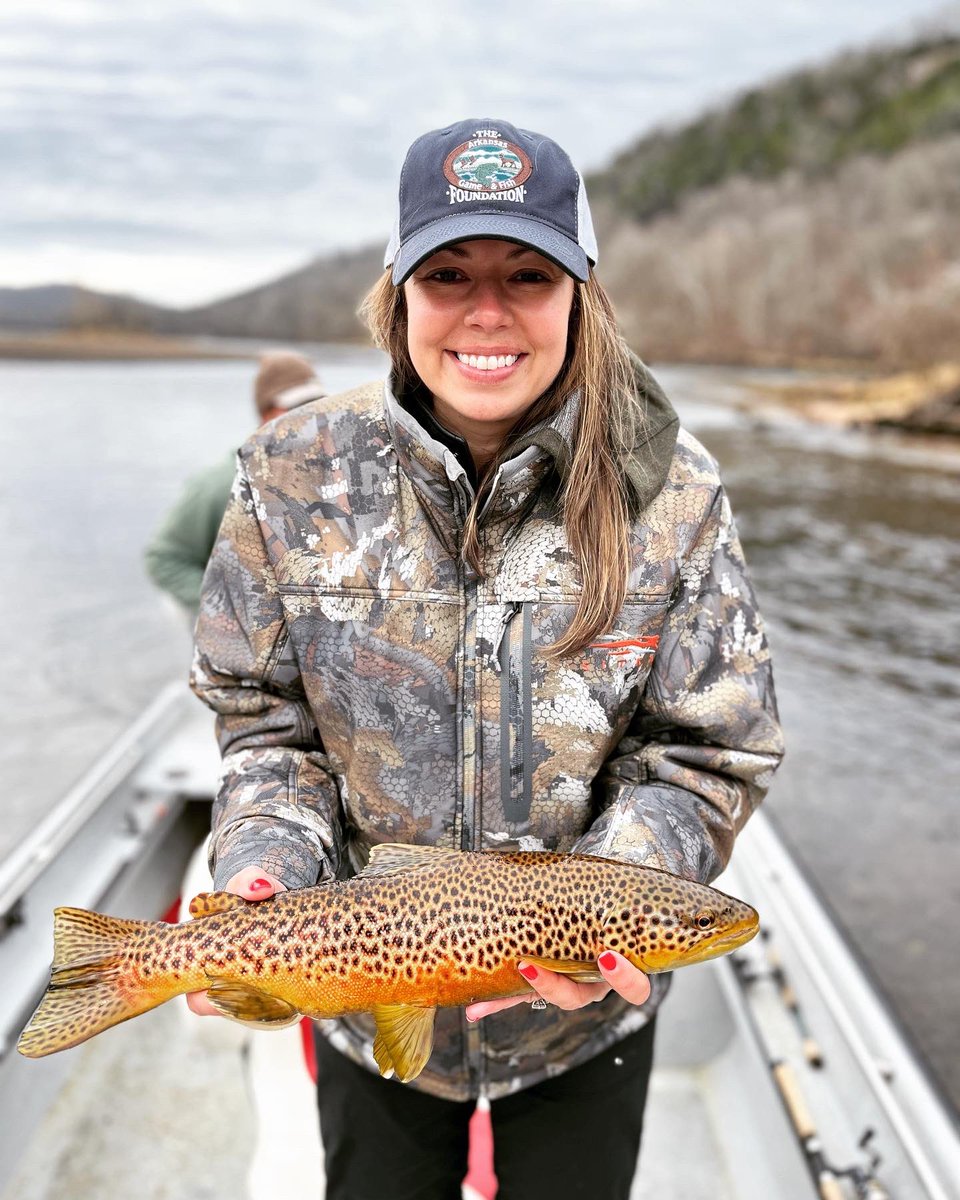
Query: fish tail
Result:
<box><xmin>17</xmin><ymin>906</ymin><xmax>176</xmax><ymax>1058</ymax></box>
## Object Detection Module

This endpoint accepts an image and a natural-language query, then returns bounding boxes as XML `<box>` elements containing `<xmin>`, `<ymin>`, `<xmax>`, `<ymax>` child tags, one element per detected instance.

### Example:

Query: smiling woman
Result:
<box><xmin>403</xmin><ymin>241</ymin><xmax>575</xmax><ymax>465</ymax></box>
<box><xmin>188</xmin><ymin>117</ymin><xmax>784</xmax><ymax>1200</ymax></box>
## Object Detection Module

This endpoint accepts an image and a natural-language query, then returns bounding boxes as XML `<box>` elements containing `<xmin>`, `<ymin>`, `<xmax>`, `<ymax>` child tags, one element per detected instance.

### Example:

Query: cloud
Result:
<box><xmin>0</xmin><ymin>0</ymin><xmax>944</xmax><ymax>303</ymax></box>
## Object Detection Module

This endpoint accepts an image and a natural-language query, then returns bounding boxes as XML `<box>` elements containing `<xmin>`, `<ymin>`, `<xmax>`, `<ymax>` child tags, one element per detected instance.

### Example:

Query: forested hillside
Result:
<box><xmin>4</xmin><ymin>29</ymin><xmax>958</xmax><ymax>367</ymax></box>
<box><xmin>588</xmin><ymin>31</ymin><xmax>960</xmax><ymax>365</ymax></box>
<box><xmin>588</xmin><ymin>34</ymin><xmax>960</xmax><ymax>221</ymax></box>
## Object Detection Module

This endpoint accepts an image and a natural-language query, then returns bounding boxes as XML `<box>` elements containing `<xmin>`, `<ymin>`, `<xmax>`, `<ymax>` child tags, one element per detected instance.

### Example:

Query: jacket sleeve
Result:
<box><xmin>572</xmin><ymin>485</ymin><xmax>784</xmax><ymax>884</ymax></box>
<box><xmin>144</xmin><ymin>474</ymin><xmax>214</xmax><ymax>612</ymax></box>
<box><xmin>189</xmin><ymin>459</ymin><xmax>343</xmax><ymax>891</ymax></box>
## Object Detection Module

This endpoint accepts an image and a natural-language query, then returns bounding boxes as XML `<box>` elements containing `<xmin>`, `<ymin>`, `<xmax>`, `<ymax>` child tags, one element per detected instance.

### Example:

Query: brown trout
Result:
<box><xmin>18</xmin><ymin>845</ymin><xmax>758</xmax><ymax>1082</ymax></box>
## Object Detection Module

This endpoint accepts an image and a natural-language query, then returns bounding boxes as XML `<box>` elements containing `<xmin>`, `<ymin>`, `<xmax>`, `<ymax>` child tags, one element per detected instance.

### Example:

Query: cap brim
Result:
<box><xmin>391</xmin><ymin>213</ymin><xmax>591</xmax><ymax>284</ymax></box>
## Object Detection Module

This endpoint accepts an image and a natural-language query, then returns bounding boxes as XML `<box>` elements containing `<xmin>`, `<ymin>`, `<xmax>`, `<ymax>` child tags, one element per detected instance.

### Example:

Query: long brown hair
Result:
<box><xmin>360</xmin><ymin>267</ymin><xmax>644</xmax><ymax>659</ymax></box>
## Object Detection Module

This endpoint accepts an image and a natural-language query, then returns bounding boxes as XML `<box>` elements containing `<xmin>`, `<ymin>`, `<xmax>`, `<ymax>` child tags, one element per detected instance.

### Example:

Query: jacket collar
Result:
<box><xmin>383</xmin><ymin>375</ymin><xmax>574</xmax><ymax>523</ymax></box>
<box><xmin>382</xmin><ymin>353</ymin><xmax>679</xmax><ymax>526</ymax></box>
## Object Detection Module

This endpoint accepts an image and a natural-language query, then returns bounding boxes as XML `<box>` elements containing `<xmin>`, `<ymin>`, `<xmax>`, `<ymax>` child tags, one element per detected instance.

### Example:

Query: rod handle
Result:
<box><xmin>772</xmin><ymin>1059</ymin><xmax>817</xmax><ymax>1140</ymax></box>
<box><xmin>818</xmin><ymin>1174</ymin><xmax>846</xmax><ymax>1200</ymax></box>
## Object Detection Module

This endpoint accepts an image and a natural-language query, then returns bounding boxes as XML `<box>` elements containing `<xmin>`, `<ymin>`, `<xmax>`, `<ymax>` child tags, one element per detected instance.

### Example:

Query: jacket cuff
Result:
<box><xmin>210</xmin><ymin>817</ymin><xmax>329</xmax><ymax>891</ymax></box>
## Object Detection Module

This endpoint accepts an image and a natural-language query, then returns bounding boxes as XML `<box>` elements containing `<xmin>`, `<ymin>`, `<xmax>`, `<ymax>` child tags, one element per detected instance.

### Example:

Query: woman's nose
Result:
<box><xmin>465</xmin><ymin>281</ymin><xmax>513</xmax><ymax>330</ymax></box>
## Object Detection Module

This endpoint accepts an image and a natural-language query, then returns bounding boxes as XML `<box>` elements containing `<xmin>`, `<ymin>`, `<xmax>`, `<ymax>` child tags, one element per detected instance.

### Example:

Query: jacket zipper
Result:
<box><xmin>496</xmin><ymin>601</ymin><xmax>534</xmax><ymax>824</ymax></box>
<box><xmin>450</xmin><ymin>475</ymin><xmax>475</xmax><ymax>854</ymax></box>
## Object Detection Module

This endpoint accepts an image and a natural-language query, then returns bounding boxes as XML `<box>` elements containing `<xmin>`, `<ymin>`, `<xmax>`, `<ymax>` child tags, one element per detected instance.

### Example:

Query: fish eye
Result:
<box><xmin>694</xmin><ymin>910</ymin><xmax>716</xmax><ymax>930</ymax></box>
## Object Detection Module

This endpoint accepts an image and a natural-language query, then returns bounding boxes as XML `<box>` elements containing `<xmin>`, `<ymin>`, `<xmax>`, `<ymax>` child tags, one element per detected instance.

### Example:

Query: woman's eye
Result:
<box><xmin>513</xmin><ymin>270</ymin><xmax>550</xmax><ymax>283</ymax></box>
<box><xmin>425</xmin><ymin>268</ymin><xmax>463</xmax><ymax>283</ymax></box>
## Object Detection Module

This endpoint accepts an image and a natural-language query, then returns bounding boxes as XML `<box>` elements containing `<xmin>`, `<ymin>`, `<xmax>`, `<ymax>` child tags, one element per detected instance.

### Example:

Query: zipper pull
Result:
<box><xmin>491</xmin><ymin>601</ymin><xmax>522</xmax><ymax>673</ymax></box>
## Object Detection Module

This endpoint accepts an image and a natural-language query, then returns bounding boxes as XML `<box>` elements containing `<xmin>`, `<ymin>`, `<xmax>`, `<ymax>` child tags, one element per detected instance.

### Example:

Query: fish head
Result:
<box><xmin>603</xmin><ymin>871</ymin><xmax>759</xmax><ymax>974</ymax></box>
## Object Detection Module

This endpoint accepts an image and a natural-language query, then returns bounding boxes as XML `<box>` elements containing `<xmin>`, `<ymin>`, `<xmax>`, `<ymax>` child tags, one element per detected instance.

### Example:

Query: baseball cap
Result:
<box><xmin>385</xmin><ymin>118</ymin><xmax>598</xmax><ymax>285</ymax></box>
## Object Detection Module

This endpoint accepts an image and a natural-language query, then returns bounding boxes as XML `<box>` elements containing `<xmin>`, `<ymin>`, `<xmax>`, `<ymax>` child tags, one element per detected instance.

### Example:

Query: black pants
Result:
<box><xmin>314</xmin><ymin>1020</ymin><xmax>656</xmax><ymax>1200</ymax></box>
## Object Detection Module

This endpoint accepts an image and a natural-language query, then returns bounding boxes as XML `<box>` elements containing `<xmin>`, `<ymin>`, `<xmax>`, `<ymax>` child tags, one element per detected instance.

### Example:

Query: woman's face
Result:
<box><xmin>403</xmin><ymin>239</ymin><xmax>575</xmax><ymax>448</ymax></box>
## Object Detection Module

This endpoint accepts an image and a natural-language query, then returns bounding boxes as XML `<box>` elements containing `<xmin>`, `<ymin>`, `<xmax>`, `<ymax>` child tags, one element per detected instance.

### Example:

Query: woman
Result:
<box><xmin>189</xmin><ymin>118</ymin><xmax>783</xmax><ymax>1199</ymax></box>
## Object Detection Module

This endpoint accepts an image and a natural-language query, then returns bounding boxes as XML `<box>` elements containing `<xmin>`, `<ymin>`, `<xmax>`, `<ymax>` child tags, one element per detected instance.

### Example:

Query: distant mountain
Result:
<box><xmin>157</xmin><ymin>245</ymin><xmax>383</xmax><ymax>342</ymax></box>
<box><xmin>0</xmin><ymin>247</ymin><xmax>383</xmax><ymax>344</ymax></box>
<box><xmin>4</xmin><ymin>29</ymin><xmax>959</xmax><ymax>368</ymax></box>
<box><xmin>0</xmin><ymin>284</ymin><xmax>170</xmax><ymax>332</ymax></box>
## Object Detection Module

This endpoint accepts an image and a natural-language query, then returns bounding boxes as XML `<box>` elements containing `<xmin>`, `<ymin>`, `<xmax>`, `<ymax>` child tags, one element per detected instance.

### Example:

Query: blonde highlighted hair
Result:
<box><xmin>360</xmin><ymin>268</ymin><xmax>644</xmax><ymax>659</ymax></box>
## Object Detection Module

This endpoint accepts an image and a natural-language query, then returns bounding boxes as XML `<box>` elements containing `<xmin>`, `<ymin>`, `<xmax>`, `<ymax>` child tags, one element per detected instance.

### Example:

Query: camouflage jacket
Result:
<box><xmin>190</xmin><ymin>370</ymin><xmax>783</xmax><ymax>1101</ymax></box>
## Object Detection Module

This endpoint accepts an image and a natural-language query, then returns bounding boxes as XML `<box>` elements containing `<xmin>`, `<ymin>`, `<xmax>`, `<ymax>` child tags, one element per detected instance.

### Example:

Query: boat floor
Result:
<box><xmin>2</xmin><ymin>987</ymin><xmax>739</xmax><ymax>1200</ymax></box>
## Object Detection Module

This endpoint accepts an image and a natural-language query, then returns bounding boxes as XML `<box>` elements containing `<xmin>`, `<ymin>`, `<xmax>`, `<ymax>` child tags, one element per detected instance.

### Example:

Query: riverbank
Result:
<box><xmin>742</xmin><ymin>361</ymin><xmax>960</xmax><ymax>436</ymax></box>
<box><xmin>5</xmin><ymin>330</ymin><xmax>959</xmax><ymax>441</ymax></box>
<box><xmin>0</xmin><ymin>329</ymin><xmax>250</xmax><ymax>360</ymax></box>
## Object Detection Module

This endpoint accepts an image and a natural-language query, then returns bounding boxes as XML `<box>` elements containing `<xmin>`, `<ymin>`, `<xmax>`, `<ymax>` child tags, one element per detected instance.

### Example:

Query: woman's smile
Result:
<box><xmin>447</xmin><ymin>349</ymin><xmax>525</xmax><ymax>379</ymax></box>
<box><xmin>454</xmin><ymin>352</ymin><xmax>520</xmax><ymax>370</ymax></box>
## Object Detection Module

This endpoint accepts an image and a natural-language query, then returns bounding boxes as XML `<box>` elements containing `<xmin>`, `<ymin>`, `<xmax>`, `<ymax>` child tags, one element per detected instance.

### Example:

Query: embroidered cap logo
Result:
<box><xmin>443</xmin><ymin>128</ymin><xmax>532</xmax><ymax>206</ymax></box>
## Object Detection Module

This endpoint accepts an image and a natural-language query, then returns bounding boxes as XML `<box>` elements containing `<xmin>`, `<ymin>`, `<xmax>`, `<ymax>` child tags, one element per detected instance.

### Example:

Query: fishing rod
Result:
<box><xmin>731</xmin><ymin>945</ymin><xmax>894</xmax><ymax>1200</ymax></box>
<box><xmin>770</xmin><ymin>1057</ymin><xmax>892</xmax><ymax>1200</ymax></box>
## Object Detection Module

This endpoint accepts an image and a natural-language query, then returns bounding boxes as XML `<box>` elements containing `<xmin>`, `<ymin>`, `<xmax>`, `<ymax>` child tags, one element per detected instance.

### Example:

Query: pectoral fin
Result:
<box><xmin>372</xmin><ymin>1004</ymin><xmax>437</xmax><ymax>1083</ymax></box>
<box><xmin>520</xmin><ymin>955</ymin><xmax>605</xmax><ymax>984</ymax></box>
<box><xmin>205</xmin><ymin>980</ymin><xmax>301</xmax><ymax>1029</ymax></box>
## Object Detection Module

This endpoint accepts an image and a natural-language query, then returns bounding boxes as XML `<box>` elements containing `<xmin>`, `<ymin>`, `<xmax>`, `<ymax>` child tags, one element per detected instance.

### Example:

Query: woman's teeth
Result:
<box><xmin>456</xmin><ymin>353</ymin><xmax>518</xmax><ymax>371</ymax></box>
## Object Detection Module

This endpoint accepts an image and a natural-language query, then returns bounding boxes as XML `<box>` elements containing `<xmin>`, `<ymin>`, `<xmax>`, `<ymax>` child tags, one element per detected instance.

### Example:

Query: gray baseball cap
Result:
<box><xmin>384</xmin><ymin>117</ymin><xmax>598</xmax><ymax>285</ymax></box>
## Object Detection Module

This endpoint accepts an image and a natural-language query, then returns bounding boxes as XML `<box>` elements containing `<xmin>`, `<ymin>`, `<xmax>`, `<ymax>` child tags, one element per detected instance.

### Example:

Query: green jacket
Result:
<box><xmin>145</xmin><ymin>451</ymin><xmax>237</xmax><ymax>613</ymax></box>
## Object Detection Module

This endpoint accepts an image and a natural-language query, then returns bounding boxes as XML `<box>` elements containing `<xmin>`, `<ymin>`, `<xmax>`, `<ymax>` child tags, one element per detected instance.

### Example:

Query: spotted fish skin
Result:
<box><xmin>17</xmin><ymin>846</ymin><xmax>758</xmax><ymax>1077</ymax></box>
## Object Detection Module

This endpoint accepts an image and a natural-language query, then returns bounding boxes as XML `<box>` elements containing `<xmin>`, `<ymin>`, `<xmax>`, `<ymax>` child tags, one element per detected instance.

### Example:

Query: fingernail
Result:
<box><xmin>518</xmin><ymin>963</ymin><xmax>538</xmax><ymax>982</ymax></box>
<box><xmin>599</xmin><ymin>951</ymin><xmax>617</xmax><ymax>971</ymax></box>
<box><xmin>249</xmin><ymin>878</ymin><xmax>273</xmax><ymax>892</ymax></box>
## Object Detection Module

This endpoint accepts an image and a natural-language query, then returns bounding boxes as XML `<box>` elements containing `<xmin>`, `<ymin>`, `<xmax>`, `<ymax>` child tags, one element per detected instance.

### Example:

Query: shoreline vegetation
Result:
<box><xmin>0</xmin><ymin>329</ymin><xmax>249</xmax><ymax>360</ymax></box>
<box><xmin>742</xmin><ymin>362</ymin><xmax>960</xmax><ymax>436</ymax></box>
<box><xmin>3</xmin><ymin>328</ymin><xmax>957</xmax><ymax>439</ymax></box>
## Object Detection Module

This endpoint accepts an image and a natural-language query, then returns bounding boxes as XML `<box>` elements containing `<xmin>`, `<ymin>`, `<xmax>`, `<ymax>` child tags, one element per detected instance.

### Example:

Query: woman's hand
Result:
<box><xmin>184</xmin><ymin>867</ymin><xmax>287</xmax><ymax>1017</ymax></box>
<box><xmin>464</xmin><ymin>951</ymin><xmax>650</xmax><ymax>1022</ymax></box>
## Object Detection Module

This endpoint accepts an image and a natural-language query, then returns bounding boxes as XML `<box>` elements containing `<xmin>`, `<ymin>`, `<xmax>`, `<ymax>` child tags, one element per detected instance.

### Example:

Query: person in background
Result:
<box><xmin>188</xmin><ymin>118</ymin><xmax>783</xmax><ymax>1199</ymax></box>
<box><xmin>144</xmin><ymin>350</ymin><xmax>326</xmax><ymax>620</ymax></box>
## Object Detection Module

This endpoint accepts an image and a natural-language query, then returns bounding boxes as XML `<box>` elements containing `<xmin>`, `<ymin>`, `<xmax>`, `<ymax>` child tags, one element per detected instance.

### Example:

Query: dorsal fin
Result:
<box><xmin>188</xmin><ymin>892</ymin><xmax>251</xmax><ymax>919</ymax></box>
<box><xmin>358</xmin><ymin>843</ymin><xmax>461</xmax><ymax>879</ymax></box>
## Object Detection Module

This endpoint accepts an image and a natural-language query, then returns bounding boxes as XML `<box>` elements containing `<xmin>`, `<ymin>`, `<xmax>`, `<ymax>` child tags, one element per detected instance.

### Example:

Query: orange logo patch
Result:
<box><xmin>581</xmin><ymin>636</ymin><xmax>660</xmax><ymax>672</ymax></box>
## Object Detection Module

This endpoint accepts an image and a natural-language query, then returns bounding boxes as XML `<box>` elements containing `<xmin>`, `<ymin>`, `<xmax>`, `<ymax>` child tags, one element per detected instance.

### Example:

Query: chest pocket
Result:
<box><xmin>275</xmin><ymin>584</ymin><xmax>461</xmax><ymax>749</ymax></box>
<box><xmin>495</xmin><ymin>594</ymin><xmax>672</xmax><ymax>826</ymax></box>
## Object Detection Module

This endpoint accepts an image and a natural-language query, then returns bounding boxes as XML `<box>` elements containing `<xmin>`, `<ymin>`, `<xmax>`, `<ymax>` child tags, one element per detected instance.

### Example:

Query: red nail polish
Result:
<box><xmin>249</xmin><ymin>878</ymin><xmax>273</xmax><ymax>892</ymax></box>
<box><xmin>599</xmin><ymin>951</ymin><xmax>617</xmax><ymax>971</ymax></box>
<box><xmin>518</xmin><ymin>964</ymin><xmax>539</xmax><ymax>982</ymax></box>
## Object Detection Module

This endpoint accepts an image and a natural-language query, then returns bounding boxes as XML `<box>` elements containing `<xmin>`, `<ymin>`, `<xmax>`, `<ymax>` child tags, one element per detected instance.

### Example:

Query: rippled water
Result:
<box><xmin>1</xmin><ymin>352</ymin><xmax>958</xmax><ymax>1107</ymax></box>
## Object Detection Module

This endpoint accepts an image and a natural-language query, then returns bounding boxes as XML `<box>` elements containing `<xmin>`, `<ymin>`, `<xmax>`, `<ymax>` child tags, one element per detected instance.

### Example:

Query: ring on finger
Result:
<box><xmin>530</xmin><ymin>997</ymin><xmax>548</xmax><ymax>1011</ymax></box>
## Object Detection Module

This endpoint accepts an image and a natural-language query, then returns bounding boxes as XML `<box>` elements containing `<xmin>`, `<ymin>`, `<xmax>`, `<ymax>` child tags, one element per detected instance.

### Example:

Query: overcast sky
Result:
<box><xmin>1</xmin><ymin>0</ymin><xmax>954</xmax><ymax>306</ymax></box>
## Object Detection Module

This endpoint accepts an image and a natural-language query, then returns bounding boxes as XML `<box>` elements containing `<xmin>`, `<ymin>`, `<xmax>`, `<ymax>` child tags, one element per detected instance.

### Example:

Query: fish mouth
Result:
<box><xmin>685</xmin><ymin>914</ymin><xmax>759</xmax><ymax>965</ymax></box>
<box><xmin>637</xmin><ymin>914</ymin><xmax>759</xmax><ymax>973</ymax></box>
<box><xmin>709</xmin><ymin>917</ymin><xmax>759</xmax><ymax>953</ymax></box>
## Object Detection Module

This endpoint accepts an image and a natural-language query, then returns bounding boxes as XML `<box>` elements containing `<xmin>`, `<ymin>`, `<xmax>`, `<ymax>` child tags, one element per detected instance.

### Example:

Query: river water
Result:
<box><xmin>1</xmin><ymin>350</ymin><xmax>958</xmax><ymax>1108</ymax></box>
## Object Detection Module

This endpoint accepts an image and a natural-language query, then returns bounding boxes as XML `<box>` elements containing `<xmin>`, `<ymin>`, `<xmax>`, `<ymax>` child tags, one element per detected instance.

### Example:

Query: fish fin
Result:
<box><xmin>18</xmin><ymin>907</ymin><xmax>170</xmax><ymax>1058</ymax></box>
<box><xmin>360</xmin><ymin>843</ymin><xmax>461</xmax><ymax>878</ymax></box>
<box><xmin>520</xmin><ymin>955</ymin><xmax>605</xmax><ymax>984</ymax></box>
<box><xmin>371</xmin><ymin>1004</ymin><xmax>437</xmax><ymax>1083</ymax></box>
<box><xmin>188</xmin><ymin>892</ymin><xmax>251</xmax><ymax>919</ymax></box>
<box><xmin>204</xmin><ymin>980</ymin><xmax>301</xmax><ymax>1029</ymax></box>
